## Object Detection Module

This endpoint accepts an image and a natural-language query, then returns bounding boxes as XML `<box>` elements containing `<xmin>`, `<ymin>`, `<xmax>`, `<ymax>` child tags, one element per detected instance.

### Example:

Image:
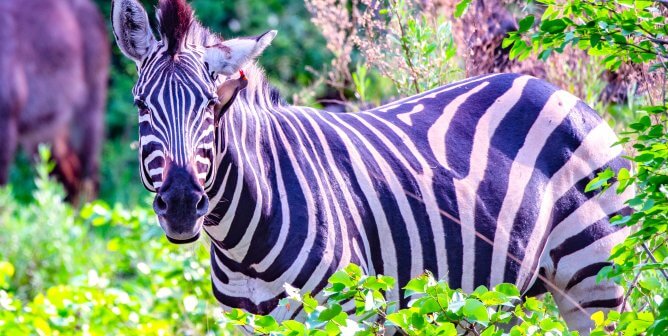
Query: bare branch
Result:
<box><xmin>642</xmin><ymin>243</ymin><xmax>668</xmax><ymax>280</ymax></box>
<box><xmin>621</xmin><ymin>270</ymin><xmax>642</xmax><ymax>311</ymax></box>
<box><xmin>388</xmin><ymin>0</ymin><xmax>421</xmax><ymax>94</ymax></box>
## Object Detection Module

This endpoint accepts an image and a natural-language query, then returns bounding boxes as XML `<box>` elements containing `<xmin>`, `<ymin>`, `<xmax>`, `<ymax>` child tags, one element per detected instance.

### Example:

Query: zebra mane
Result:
<box><xmin>157</xmin><ymin>0</ymin><xmax>220</xmax><ymax>56</ymax></box>
<box><xmin>238</xmin><ymin>62</ymin><xmax>286</xmax><ymax>107</ymax></box>
<box><xmin>157</xmin><ymin>0</ymin><xmax>193</xmax><ymax>55</ymax></box>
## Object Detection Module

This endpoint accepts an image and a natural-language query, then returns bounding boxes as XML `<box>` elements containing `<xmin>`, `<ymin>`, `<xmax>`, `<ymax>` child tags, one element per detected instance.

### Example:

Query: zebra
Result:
<box><xmin>0</xmin><ymin>0</ymin><xmax>109</xmax><ymax>201</ymax></box>
<box><xmin>111</xmin><ymin>0</ymin><xmax>633</xmax><ymax>333</ymax></box>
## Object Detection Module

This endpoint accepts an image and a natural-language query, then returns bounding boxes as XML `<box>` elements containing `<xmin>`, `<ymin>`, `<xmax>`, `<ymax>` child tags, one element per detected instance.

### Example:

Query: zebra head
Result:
<box><xmin>111</xmin><ymin>0</ymin><xmax>275</xmax><ymax>243</ymax></box>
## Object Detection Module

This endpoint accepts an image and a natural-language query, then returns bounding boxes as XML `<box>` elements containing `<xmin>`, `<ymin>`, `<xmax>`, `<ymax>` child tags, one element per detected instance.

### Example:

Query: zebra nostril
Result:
<box><xmin>154</xmin><ymin>194</ymin><xmax>168</xmax><ymax>215</ymax></box>
<box><xmin>195</xmin><ymin>194</ymin><xmax>209</xmax><ymax>217</ymax></box>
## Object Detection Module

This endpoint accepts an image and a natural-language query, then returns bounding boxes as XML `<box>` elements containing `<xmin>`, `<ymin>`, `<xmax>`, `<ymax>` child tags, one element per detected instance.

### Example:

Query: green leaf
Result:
<box><xmin>518</xmin><ymin>16</ymin><xmax>535</xmax><ymax>33</ymax></box>
<box><xmin>448</xmin><ymin>292</ymin><xmax>466</xmax><ymax>313</ymax></box>
<box><xmin>539</xmin><ymin>318</ymin><xmax>564</xmax><ymax>331</ymax></box>
<box><xmin>494</xmin><ymin>283</ymin><xmax>520</xmax><ymax>297</ymax></box>
<box><xmin>540</xmin><ymin>19</ymin><xmax>568</xmax><ymax>33</ymax></box>
<box><xmin>318</xmin><ymin>303</ymin><xmax>342</xmax><ymax>321</ymax></box>
<box><xmin>282</xmin><ymin>320</ymin><xmax>306</xmax><ymax>333</ymax></box>
<box><xmin>0</xmin><ymin>259</ymin><xmax>14</xmax><ymax>281</ymax></box>
<box><xmin>328</xmin><ymin>270</ymin><xmax>353</xmax><ymax>287</ymax></box>
<box><xmin>417</xmin><ymin>297</ymin><xmax>443</xmax><ymax>314</ymax></box>
<box><xmin>454</xmin><ymin>0</ymin><xmax>472</xmax><ymax>18</ymax></box>
<box><xmin>254</xmin><ymin>315</ymin><xmax>279</xmax><ymax>331</ymax></box>
<box><xmin>386</xmin><ymin>311</ymin><xmax>410</xmax><ymax>329</ymax></box>
<box><xmin>634</xmin><ymin>153</ymin><xmax>655</xmax><ymax>162</ymax></box>
<box><xmin>590</xmin><ymin>33</ymin><xmax>601</xmax><ymax>47</ymax></box>
<box><xmin>302</xmin><ymin>294</ymin><xmax>318</xmax><ymax>314</ymax></box>
<box><xmin>479</xmin><ymin>291</ymin><xmax>508</xmax><ymax>305</ymax></box>
<box><xmin>463</xmin><ymin>299</ymin><xmax>489</xmax><ymax>324</ymax></box>
<box><xmin>436</xmin><ymin>322</ymin><xmax>457</xmax><ymax>336</ymax></box>
<box><xmin>591</xmin><ymin>311</ymin><xmax>605</xmax><ymax>326</ymax></box>
<box><xmin>502</xmin><ymin>34</ymin><xmax>517</xmax><ymax>49</ymax></box>
<box><xmin>538</xmin><ymin>49</ymin><xmax>553</xmax><ymax>61</ymax></box>
<box><xmin>585</xmin><ymin>168</ymin><xmax>614</xmax><ymax>192</ymax></box>
<box><xmin>411</xmin><ymin>312</ymin><xmax>426</xmax><ymax>329</ymax></box>
<box><xmin>639</xmin><ymin>277</ymin><xmax>662</xmax><ymax>291</ymax></box>
<box><xmin>629</xmin><ymin>115</ymin><xmax>652</xmax><ymax>131</ymax></box>
<box><xmin>404</xmin><ymin>277</ymin><xmax>427</xmax><ymax>297</ymax></box>
<box><xmin>481</xmin><ymin>326</ymin><xmax>501</xmax><ymax>336</ymax></box>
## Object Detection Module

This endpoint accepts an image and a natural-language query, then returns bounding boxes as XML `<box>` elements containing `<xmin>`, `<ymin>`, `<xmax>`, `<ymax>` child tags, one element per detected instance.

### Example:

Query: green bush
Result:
<box><xmin>0</xmin><ymin>148</ymin><xmax>222</xmax><ymax>335</ymax></box>
<box><xmin>215</xmin><ymin>264</ymin><xmax>572</xmax><ymax>335</ymax></box>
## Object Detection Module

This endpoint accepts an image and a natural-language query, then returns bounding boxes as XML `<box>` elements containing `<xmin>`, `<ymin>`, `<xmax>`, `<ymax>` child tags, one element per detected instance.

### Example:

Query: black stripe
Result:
<box><xmin>549</xmin><ymin>217</ymin><xmax>623</xmax><ymax>268</ymax></box>
<box><xmin>580</xmin><ymin>296</ymin><xmax>623</xmax><ymax>309</ymax></box>
<box><xmin>565</xmin><ymin>262</ymin><xmax>611</xmax><ymax>291</ymax></box>
<box><xmin>475</xmin><ymin>77</ymin><xmax>553</xmax><ymax>288</ymax></box>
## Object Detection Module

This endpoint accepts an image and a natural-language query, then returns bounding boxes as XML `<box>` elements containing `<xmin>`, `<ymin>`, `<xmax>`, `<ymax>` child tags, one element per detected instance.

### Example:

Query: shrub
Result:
<box><xmin>214</xmin><ymin>264</ymin><xmax>572</xmax><ymax>335</ymax></box>
<box><xmin>0</xmin><ymin>148</ymin><xmax>222</xmax><ymax>335</ymax></box>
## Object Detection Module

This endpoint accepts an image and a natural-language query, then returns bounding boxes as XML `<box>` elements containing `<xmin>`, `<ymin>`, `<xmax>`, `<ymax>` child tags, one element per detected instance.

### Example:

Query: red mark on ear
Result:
<box><xmin>239</xmin><ymin>70</ymin><xmax>247</xmax><ymax>81</ymax></box>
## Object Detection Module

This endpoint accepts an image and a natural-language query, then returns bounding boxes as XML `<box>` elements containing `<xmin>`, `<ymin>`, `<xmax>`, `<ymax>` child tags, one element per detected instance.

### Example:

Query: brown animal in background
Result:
<box><xmin>0</xmin><ymin>0</ymin><xmax>109</xmax><ymax>200</ymax></box>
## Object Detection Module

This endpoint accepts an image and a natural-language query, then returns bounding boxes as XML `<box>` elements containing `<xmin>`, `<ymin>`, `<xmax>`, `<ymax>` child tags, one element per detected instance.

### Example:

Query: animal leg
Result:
<box><xmin>52</xmin><ymin>132</ymin><xmax>83</xmax><ymax>202</ymax></box>
<box><xmin>0</xmin><ymin>117</ymin><xmax>18</xmax><ymax>185</ymax></box>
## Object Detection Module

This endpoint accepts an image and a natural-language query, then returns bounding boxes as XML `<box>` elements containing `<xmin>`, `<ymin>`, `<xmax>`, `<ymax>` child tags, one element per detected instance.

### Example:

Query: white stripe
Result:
<box><xmin>396</xmin><ymin>103</ymin><xmax>424</xmax><ymax>126</ymax></box>
<box><xmin>308</xmin><ymin>111</ymin><xmax>398</xmax><ymax>303</ymax></box>
<box><xmin>226</xmin><ymin>104</ymin><xmax>270</xmax><ymax>258</ymax></box>
<box><xmin>356</xmin><ymin>112</ymin><xmax>447</xmax><ymax>280</ymax></box>
<box><xmin>148</xmin><ymin>168</ymin><xmax>164</xmax><ymax>176</ymax></box>
<box><xmin>454</xmin><ymin>76</ymin><xmax>530</xmax><ymax>292</ymax></box>
<box><xmin>489</xmin><ymin>89</ymin><xmax>577</xmax><ymax>286</ymax></box>
<box><xmin>204</xmin><ymin>116</ymin><xmax>245</xmax><ymax>242</ymax></box>
<box><xmin>250</xmin><ymin>112</ymin><xmax>292</xmax><ymax>272</ymax></box>
<box><xmin>517</xmin><ymin>122</ymin><xmax>623</xmax><ymax>289</ymax></box>
<box><xmin>428</xmin><ymin>82</ymin><xmax>489</xmax><ymax>172</ymax></box>
<box><xmin>378</xmin><ymin>74</ymin><xmax>499</xmax><ymax>112</ymax></box>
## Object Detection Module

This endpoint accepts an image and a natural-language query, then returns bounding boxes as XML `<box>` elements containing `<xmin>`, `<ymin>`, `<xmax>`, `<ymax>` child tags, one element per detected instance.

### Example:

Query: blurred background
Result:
<box><xmin>0</xmin><ymin>0</ymin><xmax>662</xmax><ymax>334</ymax></box>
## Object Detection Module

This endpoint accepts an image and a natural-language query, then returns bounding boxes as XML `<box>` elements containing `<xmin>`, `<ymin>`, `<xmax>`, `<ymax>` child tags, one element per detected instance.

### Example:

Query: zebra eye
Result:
<box><xmin>207</xmin><ymin>98</ymin><xmax>220</xmax><ymax>109</ymax></box>
<box><xmin>134</xmin><ymin>99</ymin><xmax>149</xmax><ymax>111</ymax></box>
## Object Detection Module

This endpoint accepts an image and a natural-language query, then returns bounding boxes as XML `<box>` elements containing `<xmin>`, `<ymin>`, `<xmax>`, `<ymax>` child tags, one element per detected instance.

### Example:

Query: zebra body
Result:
<box><xmin>112</xmin><ymin>0</ymin><xmax>632</xmax><ymax>332</ymax></box>
<box><xmin>206</xmin><ymin>70</ymin><xmax>631</xmax><ymax>325</ymax></box>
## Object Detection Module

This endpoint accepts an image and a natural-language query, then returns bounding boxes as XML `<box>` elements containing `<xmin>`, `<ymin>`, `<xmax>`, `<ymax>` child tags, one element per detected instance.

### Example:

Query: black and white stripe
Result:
<box><xmin>202</xmin><ymin>70</ymin><xmax>632</xmax><ymax>332</ymax></box>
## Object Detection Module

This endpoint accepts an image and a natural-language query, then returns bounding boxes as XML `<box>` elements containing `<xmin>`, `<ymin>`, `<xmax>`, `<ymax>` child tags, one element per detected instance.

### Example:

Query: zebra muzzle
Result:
<box><xmin>153</xmin><ymin>165</ymin><xmax>209</xmax><ymax>244</ymax></box>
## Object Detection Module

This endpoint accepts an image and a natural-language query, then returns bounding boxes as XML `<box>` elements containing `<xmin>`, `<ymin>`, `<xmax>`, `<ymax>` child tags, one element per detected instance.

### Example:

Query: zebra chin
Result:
<box><xmin>152</xmin><ymin>165</ymin><xmax>209</xmax><ymax>244</ymax></box>
<box><xmin>157</xmin><ymin>216</ymin><xmax>204</xmax><ymax>245</ymax></box>
<box><xmin>165</xmin><ymin>230</ymin><xmax>201</xmax><ymax>244</ymax></box>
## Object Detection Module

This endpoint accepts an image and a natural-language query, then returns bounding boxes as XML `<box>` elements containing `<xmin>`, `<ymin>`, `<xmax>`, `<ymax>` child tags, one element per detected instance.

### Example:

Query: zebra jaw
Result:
<box><xmin>165</xmin><ymin>231</ymin><xmax>201</xmax><ymax>244</ymax></box>
<box><xmin>156</xmin><ymin>215</ymin><xmax>203</xmax><ymax>244</ymax></box>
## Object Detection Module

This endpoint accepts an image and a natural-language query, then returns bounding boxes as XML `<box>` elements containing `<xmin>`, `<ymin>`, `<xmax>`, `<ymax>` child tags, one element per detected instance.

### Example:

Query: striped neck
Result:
<box><xmin>203</xmin><ymin>64</ymin><xmax>283</xmax><ymax>262</ymax></box>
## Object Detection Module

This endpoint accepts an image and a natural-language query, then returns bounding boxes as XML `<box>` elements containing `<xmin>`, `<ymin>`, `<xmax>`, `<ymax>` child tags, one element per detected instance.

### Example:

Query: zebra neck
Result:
<box><xmin>203</xmin><ymin>84</ymin><xmax>280</xmax><ymax>263</ymax></box>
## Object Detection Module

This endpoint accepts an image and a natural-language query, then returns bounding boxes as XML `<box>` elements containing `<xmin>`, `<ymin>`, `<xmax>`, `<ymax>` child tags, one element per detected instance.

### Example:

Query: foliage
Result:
<box><xmin>0</xmin><ymin>148</ymin><xmax>223</xmax><ymax>335</ymax></box>
<box><xmin>216</xmin><ymin>264</ymin><xmax>574</xmax><ymax>336</ymax></box>
<box><xmin>505</xmin><ymin>1</ymin><xmax>668</xmax><ymax>335</ymax></box>
<box><xmin>305</xmin><ymin>0</ymin><xmax>463</xmax><ymax>107</ymax></box>
<box><xmin>352</xmin><ymin>0</ymin><xmax>462</xmax><ymax>96</ymax></box>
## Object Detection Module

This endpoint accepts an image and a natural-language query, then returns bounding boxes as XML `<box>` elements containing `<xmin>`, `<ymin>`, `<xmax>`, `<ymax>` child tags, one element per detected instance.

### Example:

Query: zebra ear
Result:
<box><xmin>204</xmin><ymin>30</ymin><xmax>277</xmax><ymax>76</ymax></box>
<box><xmin>111</xmin><ymin>0</ymin><xmax>157</xmax><ymax>63</ymax></box>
